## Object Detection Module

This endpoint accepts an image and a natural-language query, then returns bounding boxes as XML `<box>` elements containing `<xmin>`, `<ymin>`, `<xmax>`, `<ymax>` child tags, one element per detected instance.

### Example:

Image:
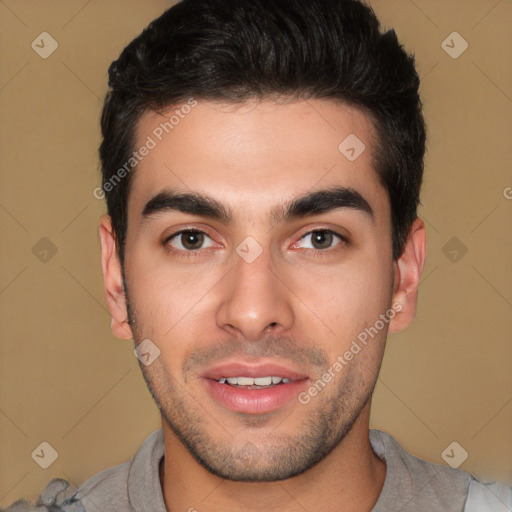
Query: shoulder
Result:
<box><xmin>75</xmin><ymin>428</ymin><xmax>165</xmax><ymax>512</ymax></box>
<box><xmin>0</xmin><ymin>478</ymin><xmax>87</xmax><ymax>512</ymax></box>
<box><xmin>464</xmin><ymin>479</ymin><xmax>512</xmax><ymax>512</ymax></box>
<box><xmin>0</xmin><ymin>467</ymin><xmax>133</xmax><ymax>512</ymax></box>
<box><xmin>370</xmin><ymin>429</ymin><xmax>512</xmax><ymax>511</ymax></box>
<box><xmin>370</xmin><ymin>429</ymin><xmax>472</xmax><ymax>511</ymax></box>
<box><xmin>76</xmin><ymin>462</ymin><xmax>131</xmax><ymax>512</ymax></box>
<box><xmin>370</xmin><ymin>428</ymin><xmax>474</xmax><ymax>482</ymax></box>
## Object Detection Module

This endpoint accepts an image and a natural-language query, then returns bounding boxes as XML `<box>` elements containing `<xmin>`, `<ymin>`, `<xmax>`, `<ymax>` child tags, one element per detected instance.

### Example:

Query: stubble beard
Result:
<box><xmin>124</xmin><ymin>276</ymin><xmax>382</xmax><ymax>482</ymax></box>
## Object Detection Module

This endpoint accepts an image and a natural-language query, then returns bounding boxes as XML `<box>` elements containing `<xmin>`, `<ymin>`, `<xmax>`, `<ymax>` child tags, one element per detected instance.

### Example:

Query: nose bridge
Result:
<box><xmin>216</xmin><ymin>243</ymin><xmax>294</xmax><ymax>339</ymax></box>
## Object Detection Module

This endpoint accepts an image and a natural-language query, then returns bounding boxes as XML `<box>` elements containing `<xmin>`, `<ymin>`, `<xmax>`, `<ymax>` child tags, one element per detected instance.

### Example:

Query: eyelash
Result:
<box><xmin>163</xmin><ymin>228</ymin><xmax>347</xmax><ymax>258</ymax></box>
<box><xmin>291</xmin><ymin>229</ymin><xmax>348</xmax><ymax>255</ymax></box>
<box><xmin>163</xmin><ymin>229</ymin><xmax>216</xmax><ymax>259</ymax></box>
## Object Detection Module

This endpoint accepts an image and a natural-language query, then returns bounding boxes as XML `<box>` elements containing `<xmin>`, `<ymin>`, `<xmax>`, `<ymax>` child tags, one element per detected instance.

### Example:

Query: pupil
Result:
<box><xmin>183</xmin><ymin>232</ymin><xmax>204</xmax><ymax>250</ymax></box>
<box><xmin>312</xmin><ymin>231</ymin><xmax>332</xmax><ymax>249</ymax></box>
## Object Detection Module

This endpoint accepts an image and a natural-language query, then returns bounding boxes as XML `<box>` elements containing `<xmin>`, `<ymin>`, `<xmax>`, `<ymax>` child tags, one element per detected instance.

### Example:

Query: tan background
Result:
<box><xmin>0</xmin><ymin>0</ymin><xmax>511</xmax><ymax>506</ymax></box>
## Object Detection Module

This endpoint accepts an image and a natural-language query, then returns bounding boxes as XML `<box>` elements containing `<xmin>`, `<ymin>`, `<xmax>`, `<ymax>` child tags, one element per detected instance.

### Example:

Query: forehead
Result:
<box><xmin>128</xmin><ymin>99</ymin><xmax>389</xmax><ymax>225</ymax></box>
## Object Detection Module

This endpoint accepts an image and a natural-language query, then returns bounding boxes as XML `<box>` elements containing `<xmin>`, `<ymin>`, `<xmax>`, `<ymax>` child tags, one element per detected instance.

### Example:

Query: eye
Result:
<box><xmin>293</xmin><ymin>229</ymin><xmax>345</xmax><ymax>251</ymax></box>
<box><xmin>165</xmin><ymin>229</ymin><xmax>215</xmax><ymax>252</ymax></box>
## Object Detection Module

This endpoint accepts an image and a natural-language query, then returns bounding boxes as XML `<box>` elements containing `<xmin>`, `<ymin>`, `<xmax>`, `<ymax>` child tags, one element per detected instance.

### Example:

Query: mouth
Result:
<box><xmin>201</xmin><ymin>362</ymin><xmax>310</xmax><ymax>414</ymax></box>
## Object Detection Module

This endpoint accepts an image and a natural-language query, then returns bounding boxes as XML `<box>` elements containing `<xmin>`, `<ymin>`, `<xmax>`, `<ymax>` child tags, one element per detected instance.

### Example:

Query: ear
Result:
<box><xmin>388</xmin><ymin>218</ymin><xmax>426</xmax><ymax>333</ymax></box>
<box><xmin>98</xmin><ymin>214</ymin><xmax>133</xmax><ymax>340</ymax></box>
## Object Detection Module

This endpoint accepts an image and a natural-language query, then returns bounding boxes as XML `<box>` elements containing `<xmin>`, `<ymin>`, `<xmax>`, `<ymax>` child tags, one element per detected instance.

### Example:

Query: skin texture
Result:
<box><xmin>99</xmin><ymin>98</ymin><xmax>426</xmax><ymax>512</ymax></box>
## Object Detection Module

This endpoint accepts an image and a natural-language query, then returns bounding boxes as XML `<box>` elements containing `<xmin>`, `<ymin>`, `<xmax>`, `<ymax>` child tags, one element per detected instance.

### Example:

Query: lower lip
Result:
<box><xmin>202</xmin><ymin>378</ymin><xmax>309</xmax><ymax>414</ymax></box>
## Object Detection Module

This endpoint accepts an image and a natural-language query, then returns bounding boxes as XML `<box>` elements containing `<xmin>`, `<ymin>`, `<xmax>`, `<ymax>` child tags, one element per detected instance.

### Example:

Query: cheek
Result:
<box><xmin>128</xmin><ymin>247</ymin><xmax>218</xmax><ymax>316</ymax></box>
<box><xmin>126</xmin><ymin>256</ymin><xmax>221</xmax><ymax>364</ymax></box>
<box><xmin>285</xmin><ymin>255</ymin><xmax>392</xmax><ymax>331</ymax></box>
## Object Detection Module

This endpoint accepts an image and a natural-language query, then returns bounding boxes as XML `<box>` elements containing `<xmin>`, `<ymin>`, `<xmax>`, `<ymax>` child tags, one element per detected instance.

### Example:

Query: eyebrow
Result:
<box><xmin>140</xmin><ymin>186</ymin><xmax>374</xmax><ymax>226</ymax></box>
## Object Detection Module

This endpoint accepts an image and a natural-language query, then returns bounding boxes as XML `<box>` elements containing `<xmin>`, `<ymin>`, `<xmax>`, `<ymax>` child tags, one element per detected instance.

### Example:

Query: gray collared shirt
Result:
<box><xmin>3</xmin><ymin>429</ymin><xmax>511</xmax><ymax>511</ymax></box>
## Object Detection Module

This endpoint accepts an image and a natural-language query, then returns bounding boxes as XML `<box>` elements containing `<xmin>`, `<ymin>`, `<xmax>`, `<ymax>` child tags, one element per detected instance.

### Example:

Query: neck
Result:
<box><xmin>159</xmin><ymin>402</ymin><xmax>386</xmax><ymax>512</ymax></box>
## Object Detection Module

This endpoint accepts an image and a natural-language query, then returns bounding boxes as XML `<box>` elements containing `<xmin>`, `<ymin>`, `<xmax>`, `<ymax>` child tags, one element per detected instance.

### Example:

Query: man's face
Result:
<box><xmin>118</xmin><ymin>99</ymin><xmax>397</xmax><ymax>480</ymax></box>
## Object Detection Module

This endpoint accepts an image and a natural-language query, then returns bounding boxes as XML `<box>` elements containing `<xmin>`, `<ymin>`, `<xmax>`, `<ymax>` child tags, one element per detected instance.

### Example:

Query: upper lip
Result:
<box><xmin>201</xmin><ymin>360</ymin><xmax>309</xmax><ymax>381</ymax></box>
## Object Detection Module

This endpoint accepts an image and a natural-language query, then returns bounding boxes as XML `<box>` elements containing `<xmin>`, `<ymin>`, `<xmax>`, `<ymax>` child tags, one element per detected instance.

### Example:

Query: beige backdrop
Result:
<box><xmin>0</xmin><ymin>0</ymin><xmax>511</xmax><ymax>506</ymax></box>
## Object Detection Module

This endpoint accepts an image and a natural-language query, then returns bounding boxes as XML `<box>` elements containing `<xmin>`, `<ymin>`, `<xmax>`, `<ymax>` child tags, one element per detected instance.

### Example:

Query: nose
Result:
<box><xmin>216</xmin><ymin>247</ymin><xmax>295</xmax><ymax>341</ymax></box>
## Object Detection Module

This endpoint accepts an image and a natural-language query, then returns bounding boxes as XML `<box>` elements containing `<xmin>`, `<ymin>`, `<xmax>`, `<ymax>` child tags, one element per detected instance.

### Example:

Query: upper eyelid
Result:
<box><xmin>293</xmin><ymin>229</ymin><xmax>346</xmax><ymax>250</ymax></box>
<box><xmin>298</xmin><ymin>227</ymin><xmax>346</xmax><ymax>240</ymax></box>
<box><xmin>165</xmin><ymin>227</ymin><xmax>211</xmax><ymax>241</ymax></box>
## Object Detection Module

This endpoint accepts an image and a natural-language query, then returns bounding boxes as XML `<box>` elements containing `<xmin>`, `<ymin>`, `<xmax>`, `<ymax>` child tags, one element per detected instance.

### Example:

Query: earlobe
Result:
<box><xmin>388</xmin><ymin>218</ymin><xmax>426</xmax><ymax>333</ymax></box>
<box><xmin>98</xmin><ymin>214</ymin><xmax>133</xmax><ymax>340</ymax></box>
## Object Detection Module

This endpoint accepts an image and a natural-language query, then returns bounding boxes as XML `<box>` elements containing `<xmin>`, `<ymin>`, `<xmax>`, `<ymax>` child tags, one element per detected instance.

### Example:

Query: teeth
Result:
<box><xmin>236</xmin><ymin>377</ymin><xmax>254</xmax><ymax>386</ymax></box>
<box><xmin>218</xmin><ymin>376</ymin><xmax>291</xmax><ymax>386</ymax></box>
<box><xmin>254</xmin><ymin>377</ymin><xmax>272</xmax><ymax>386</ymax></box>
